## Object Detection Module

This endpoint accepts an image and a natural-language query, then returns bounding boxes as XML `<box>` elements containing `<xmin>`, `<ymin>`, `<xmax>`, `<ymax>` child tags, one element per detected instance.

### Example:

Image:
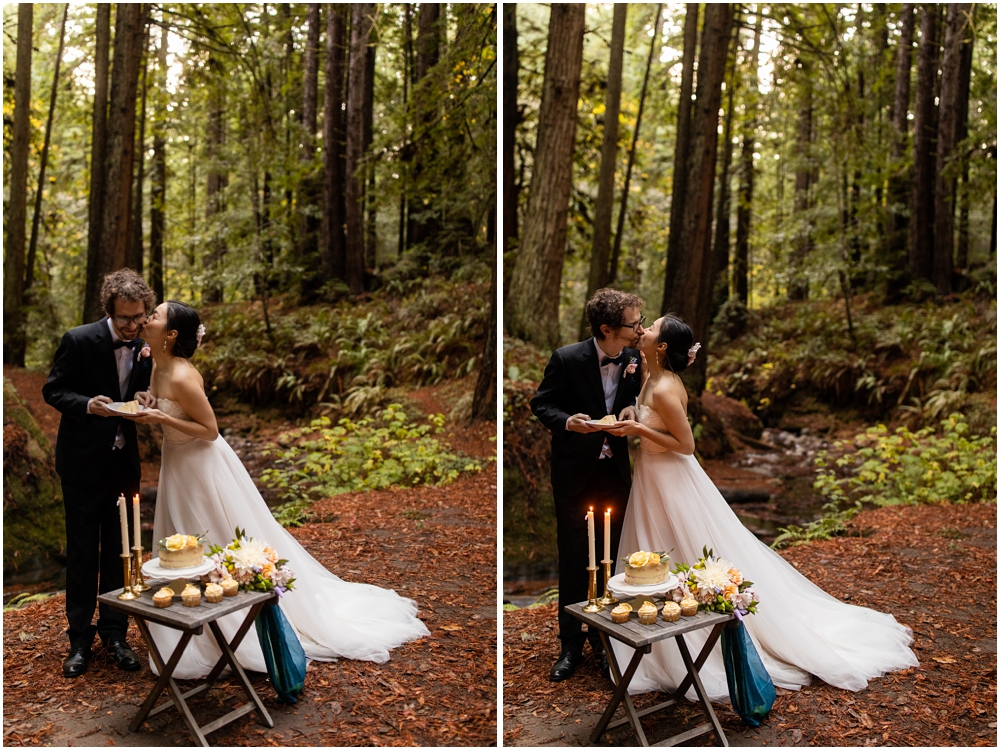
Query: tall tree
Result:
<box><xmin>82</xmin><ymin>3</ymin><xmax>112</xmax><ymax>324</ymax></box>
<box><xmin>502</xmin><ymin>4</ymin><xmax>520</xmax><ymax>256</ymax></box>
<box><xmin>910</xmin><ymin>5</ymin><xmax>940</xmax><ymax>284</ymax></box>
<box><xmin>787</xmin><ymin>58</ymin><xmax>814</xmax><ymax>300</ymax></box>
<box><xmin>471</xmin><ymin>240</ymin><xmax>498</xmax><ymax>422</ymax></box>
<box><xmin>149</xmin><ymin>19</ymin><xmax>167</xmax><ymax>303</ymax></box>
<box><xmin>609</xmin><ymin>3</ymin><xmax>662</xmax><ymax>284</ymax></box>
<box><xmin>129</xmin><ymin>30</ymin><xmax>150</xmax><ymax>275</ymax></box>
<box><xmin>662</xmin><ymin>3</ymin><xmax>733</xmax><ymax>392</ymax></box>
<box><xmin>98</xmin><ymin>4</ymin><xmax>146</xmax><ymax>289</ymax></box>
<box><xmin>734</xmin><ymin>10</ymin><xmax>762</xmax><ymax>306</ymax></box>
<box><xmin>505</xmin><ymin>3</ymin><xmax>585</xmax><ymax>349</ymax></box>
<box><xmin>398</xmin><ymin>3</ymin><xmax>414</xmax><ymax>257</ymax></box>
<box><xmin>885</xmin><ymin>3</ymin><xmax>916</xmax><ymax>299</ymax></box>
<box><xmin>954</xmin><ymin>8</ymin><xmax>975</xmax><ymax>273</ymax></box>
<box><xmin>298</xmin><ymin>3</ymin><xmax>322</xmax><ymax>294</ymax></box>
<box><xmin>3</xmin><ymin>4</ymin><xmax>33</xmax><ymax>365</ymax></box>
<box><xmin>345</xmin><ymin>3</ymin><xmax>375</xmax><ymax>294</ymax></box>
<box><xmin>363</xmin><ymin>32</ymin><xmax>377</xmax><ymax>269</ymax></box>
<box><xmin>711</xmin><ymin>66</ymin><xmax>736</xmax><ymax>317</ymax></box>
<box><xmin>203</xmin><ymin>52</ymin><xmax>227</xmax><ymax>303</ymax></box>
<box><xmin>661</xmin><ymin>3</ymin><xmax>700</xmax><ymax>316</ymax></box>
<box><xmin>932</xmin><ymin>3</ymin><xmax>971</xmax><ymax>295</ymax></box>
<box><xmin>24</xmin><ymin>4</ymin><xmax>69</xmax><ymax>315</ymax></box>
<box><xmin>322</xmin><ymin>4</ymin><xmax>348</xmax><ymax>281</ymax></box>
<box><xmin>579</xmin><ymin>3</ymin><xmax>628</xmax><ymax>342</ymax></box>
<box><xmin>408</xmin><ymin>3</ymin><xmax>442</xmax><ymax>250</ymax></box>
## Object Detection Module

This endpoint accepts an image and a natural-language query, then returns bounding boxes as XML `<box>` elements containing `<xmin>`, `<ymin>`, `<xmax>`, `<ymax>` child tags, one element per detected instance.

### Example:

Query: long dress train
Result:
<box><xmin>612</xmin><ymin>405</ymin><xmax>918</xmax><ymax>701</ymax></box>
<box><xmin>147</xmin><ymin>398</ymin><xmax>429</xmax><ymax>679</ymax></box>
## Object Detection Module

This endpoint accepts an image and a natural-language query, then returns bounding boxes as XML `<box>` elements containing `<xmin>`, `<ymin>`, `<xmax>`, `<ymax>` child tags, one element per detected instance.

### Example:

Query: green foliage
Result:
<box><xmin>773</xmin><ymin>413</ymin><xmax>996</xmax><ymax>548</ymax></box>
<box><xmin>3</xmin><ymin>592</ymin><xmax>58</xmax><ymax>612</ymax></box>
<box><xmin>260</xmin><ymin>404</ymin><xmax>482</xmax><ymax>509</ymax></box>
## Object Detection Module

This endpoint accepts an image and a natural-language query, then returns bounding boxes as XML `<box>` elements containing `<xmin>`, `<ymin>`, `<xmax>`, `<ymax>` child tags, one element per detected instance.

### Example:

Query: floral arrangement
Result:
<box><xmin>206</xmin><ymin>527</ymin><xmax>296</xmax><ymax>596</ymax></box>
<box><xmin>671</xmin><ymin>546</ymin><xmax>759</xmax><ymax>618</ymax></box>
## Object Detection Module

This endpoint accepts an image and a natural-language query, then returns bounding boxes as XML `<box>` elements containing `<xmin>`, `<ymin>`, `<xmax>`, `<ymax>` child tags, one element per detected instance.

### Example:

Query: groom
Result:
<box><xmin>42</xmin><ymin>268</ymin><xmax>156</xmax><ymax>677</ymax></box>
<box><xmin>531</xmin><ymin>288</ymin><xmax>645</xmax><ymax>682</ymax></box>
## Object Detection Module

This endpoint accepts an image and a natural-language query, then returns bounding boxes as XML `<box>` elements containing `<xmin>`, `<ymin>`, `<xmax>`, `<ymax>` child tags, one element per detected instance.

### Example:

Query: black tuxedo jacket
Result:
<box><xmin>42</xmin><ymin>318</ymin><xmax>152</xmax><ymax>487</ymax></box>
<box><xmin>530</xmin><ymin>339</ymin><xmax>642</xmax><ymax>498</ymax></box>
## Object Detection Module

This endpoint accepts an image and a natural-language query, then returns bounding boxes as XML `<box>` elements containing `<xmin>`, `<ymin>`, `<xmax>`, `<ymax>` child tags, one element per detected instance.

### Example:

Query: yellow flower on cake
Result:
<box><xmin>628</xmin><ymin>551</ymin><xmax>651</xmax><ymax>567</ymax></box>
<box><xmin>164</xmin><ymin>534</ymin><xmax>186</xmax><ymax>552</ymax></box>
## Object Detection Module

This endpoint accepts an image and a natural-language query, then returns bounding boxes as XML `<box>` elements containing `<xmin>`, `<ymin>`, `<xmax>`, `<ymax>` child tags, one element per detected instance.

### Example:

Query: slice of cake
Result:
<box><xmin>623</xmin><ymin>550</ymin><xmax>671</xmax><ymax>586</ymax></box>
<box><xmin>597</xmin><ymin>414</ymin><xmax>618</xmax><ymax>425</ymax></box>
<box><xmin>157</xmin><ymin>533</ymin><xmax>206</xmax><ymax>569</ymax></box>
<box><xmin>118</xmin><ymin>400</ymin><xmax>140</xmax><ymax>414</ymax></box>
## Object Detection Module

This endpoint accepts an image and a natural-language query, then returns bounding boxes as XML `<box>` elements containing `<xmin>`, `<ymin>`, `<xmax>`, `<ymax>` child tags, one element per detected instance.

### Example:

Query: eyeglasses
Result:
<box><xmin>113</xmin><ymin>314</ymin><xmax>148</xmax><ymax>327</ymax></box>
<box><xmin>621</xmin><ymin>315</ymin><xmax>646</xmax><ymax>333</ymax></box>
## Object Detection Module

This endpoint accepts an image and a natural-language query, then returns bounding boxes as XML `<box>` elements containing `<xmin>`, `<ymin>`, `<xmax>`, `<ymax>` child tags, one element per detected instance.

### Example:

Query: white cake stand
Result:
<box><xmin>607</xmin><ymin>572</ymin><xmax>681</xmax><ymax>598</ymax></box>
<box><xmin>141</xmin><ymin>558</ymin><xmax>215</xmax><ymax>582</ymax></box>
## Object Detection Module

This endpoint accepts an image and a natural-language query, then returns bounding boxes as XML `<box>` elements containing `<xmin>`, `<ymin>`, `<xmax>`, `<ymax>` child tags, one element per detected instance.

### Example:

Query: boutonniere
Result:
<box><xmin>623</xmin><ymin>356</ymin><xmax>638</xmax><ymax>379</ymax></box>
<box><xmin>137</xmin><ymin>343</ymin><xmax>151</xmax><ymax>362</ymax></box>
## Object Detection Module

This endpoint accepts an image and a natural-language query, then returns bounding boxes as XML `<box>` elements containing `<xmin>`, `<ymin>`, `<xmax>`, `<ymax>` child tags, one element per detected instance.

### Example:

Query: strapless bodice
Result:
<box><xmin>638</xmin><ymin>404</ymin><xmax>669</xmax><ymax>454</ymax></box>
<box><xmin>157</xmin><ymin>398</ymin><xmax>196</xmax><ymax>443</ymax></box>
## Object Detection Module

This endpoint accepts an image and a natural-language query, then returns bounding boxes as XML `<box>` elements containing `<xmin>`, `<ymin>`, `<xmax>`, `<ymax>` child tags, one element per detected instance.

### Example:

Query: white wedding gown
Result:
<box><xmin>147</xmin><ymin>398</ymin><xmax>429</xmax><ymax>679</ymax></box>
<box><xmin>612</xmin><ymin>405</ymin><xmax>918</xmax><ymax>701</ymax></box>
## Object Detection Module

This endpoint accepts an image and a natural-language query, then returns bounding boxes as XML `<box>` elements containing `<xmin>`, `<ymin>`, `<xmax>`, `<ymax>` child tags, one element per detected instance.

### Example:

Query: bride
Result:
<box><xmin>602</xmin><ymin>314</ymin><xmax>917</xmax><ymax>701</ymax></box>
<box><xmin>125</xmin><ymin>301</ymin><xmax>429</xmax><ymax>679</ymax></box>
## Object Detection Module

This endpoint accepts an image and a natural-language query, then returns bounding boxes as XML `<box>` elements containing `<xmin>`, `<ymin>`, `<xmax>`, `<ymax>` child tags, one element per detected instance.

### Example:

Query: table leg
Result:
<box><xmin>590</xmin><ymin>643</ymin><xmax>651</xmax><ymax>745</ymax></box>
<box><xmin>208</xmin><ymin>618</ymin><xmax>274</xmax><ymax>728</ymax></box>
<box><xmin>598</xmin><ymin>632</ymin><xmax>650</xmax><ymax>746</ymax></box>
<box><xmin>202</xmin><ymin>600</ymin><xmax>268</xmax><ymax>686</ymax></box>
<box><xmin>130</xmin><ymin>619</ymin><xmax>208</xmax><ymax>745</ymax></box>
<box><xmin>665</xmin><ymin>622</ymin><xmax>727</xmax><ymax>702</ymax></box>
<box><xmin>676</xmin><ymin>634</ymin><xmax>729</xmax><ymax>747</ymax></box>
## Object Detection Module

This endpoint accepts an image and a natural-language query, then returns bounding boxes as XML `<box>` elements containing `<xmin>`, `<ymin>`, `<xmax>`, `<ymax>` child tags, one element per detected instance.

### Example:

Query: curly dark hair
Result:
<box><xmin>658</xmin><ymin>314</ymin><xmax>694</xmax><ymax>373</ymax></box>
<box><xmin>585</xmin><ymin>288</ymin><xmax>645</xmax><ymax>340</ymax></box>
<box><xmin>100</xmin><ymin>268</ymin><xmax>156</xmax><ymax>319</ymax></box>
<box><xmin>165</xmin><ymin>301</ymin><xmax>202</xmax><ymax>359</ymax></box>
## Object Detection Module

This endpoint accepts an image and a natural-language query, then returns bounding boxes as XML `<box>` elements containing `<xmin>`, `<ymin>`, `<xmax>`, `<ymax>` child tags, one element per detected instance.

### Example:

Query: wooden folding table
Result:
<box><xmin>99</xmin><ymin>587</ymin><xmax>277</xmax><ymax>747</ymax></box>
<box><xmin>567</xmin><ymin>601</ymin><xmax>735</xmax><ymax>747</ymax></box>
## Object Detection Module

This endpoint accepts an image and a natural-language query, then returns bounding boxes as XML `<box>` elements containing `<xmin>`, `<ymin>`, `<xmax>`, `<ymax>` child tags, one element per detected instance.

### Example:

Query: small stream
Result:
<box><xmin>503</xmin><ymin>428</ymin><xmax>833</xmax><ymax>608</ymax></box>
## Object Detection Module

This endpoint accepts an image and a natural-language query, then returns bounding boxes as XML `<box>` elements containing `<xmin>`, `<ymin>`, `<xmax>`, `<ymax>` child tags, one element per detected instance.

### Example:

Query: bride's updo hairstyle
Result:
<box><xmin>165</xmin><ymin>301</ymin><xmax>201</xmax><ymax>359</ymax></box>
<box><xmin>658</xmin><ymin>314</ymin><xmax>694</xmax><ymax>373</ymax></box>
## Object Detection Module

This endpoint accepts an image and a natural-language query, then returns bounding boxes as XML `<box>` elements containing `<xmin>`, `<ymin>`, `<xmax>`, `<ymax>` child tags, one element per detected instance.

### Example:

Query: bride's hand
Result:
<box><xmin>122</xmin><ymin>407</ymin><xmax>166</xmax><ymax>424</ymax></box>
<box><xmin>604</xmin><ymin>420</ymin><xmax>643</xmax><ymax>437</ymax></box>
<box><xmin>618</xmin><ymin>405</ymin><xmax>638</xmax><ymax>422</ymax></box>
<box><xmin>135</xmin><ymin>391</ymin><xmax>156</xmax><ymax>408</ymax></box>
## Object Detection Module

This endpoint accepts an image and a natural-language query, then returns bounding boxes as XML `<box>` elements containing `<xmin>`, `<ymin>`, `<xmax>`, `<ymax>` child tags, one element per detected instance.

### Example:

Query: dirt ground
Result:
<box><xmin>3</xmin><ymin>366</ymin><xmax>498</xmax><ymax>747</ymax></box>
<box><xmin>503</xmin><ymin>502</ymin><xmax>997</xmax><ymax>748</ymax></box>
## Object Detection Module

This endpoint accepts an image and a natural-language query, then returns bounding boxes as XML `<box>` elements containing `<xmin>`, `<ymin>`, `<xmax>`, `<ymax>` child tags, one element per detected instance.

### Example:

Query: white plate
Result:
<box><xmin>141</xmin><ymin>557</ymin><xmax>215</xmax><ymax>581</ymax></box>
<box><xmin>607</xmin><ymin>572</ymin><xmax>681</xmax><ymax>597</ymax></box>
<box><xmin>584</xmin><ymin>420</ymin><xmax>620</xmax><ymax>427</ymax></box>
<box><xmin>107</xmin><ymin>401</ymin><xmax>147</xmax><ymax>415</ymax></box>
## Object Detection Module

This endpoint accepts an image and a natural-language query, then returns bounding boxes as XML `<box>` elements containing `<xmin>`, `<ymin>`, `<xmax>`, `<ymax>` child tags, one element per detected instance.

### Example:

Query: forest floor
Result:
<box><xmin>2</xmin><ymin>366</ymin><xmax>498</xmax><ymax>747</ymax></box>
<box><xmin>503</xmin><ymin>502</ymin><xmax>997</xmax><ymax>748</ymax></box>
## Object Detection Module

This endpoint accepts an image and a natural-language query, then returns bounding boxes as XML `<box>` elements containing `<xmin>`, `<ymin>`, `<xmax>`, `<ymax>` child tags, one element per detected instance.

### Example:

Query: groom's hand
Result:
<box><xmin>566</xmin><ymin>414</ymin><xmax>600</xmax><ymax>433</ymax></box>
<box><xmin>88</xmin><ymin>395</ymin><xmax>115</xmax><ymax>417</ymax></box>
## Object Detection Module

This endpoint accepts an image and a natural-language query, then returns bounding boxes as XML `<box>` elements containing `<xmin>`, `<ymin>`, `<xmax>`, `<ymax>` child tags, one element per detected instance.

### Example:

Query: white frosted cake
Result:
<box><xmin>157</xmin><ymin>534</ymin><xmax>206</xmax><ymax>569</ymax></box>
<box><xmin>623</xmin><ymin>551</ymin><xmax>670</xmax><ymax>586</ymax></box>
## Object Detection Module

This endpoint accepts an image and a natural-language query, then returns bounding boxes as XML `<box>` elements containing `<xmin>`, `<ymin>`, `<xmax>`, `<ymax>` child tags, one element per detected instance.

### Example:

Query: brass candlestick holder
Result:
<box><xmin>597</xmin><ymin>559</ymin><xmax>618</xmax><ymax>607</ymax></box>
<box><xmin>582</xmin><ymin>565</ymin><xmax>604</xmax><ymax>613</ymax></box>
<box><xmin>117</xmin><ymin>553</ymin><xmax>139</xmax><ymax>600</ymax></box>
<box><xmin>131</xmin><ymin>546</ymin><xmax>150</xmax><ymax>592</ymax></box>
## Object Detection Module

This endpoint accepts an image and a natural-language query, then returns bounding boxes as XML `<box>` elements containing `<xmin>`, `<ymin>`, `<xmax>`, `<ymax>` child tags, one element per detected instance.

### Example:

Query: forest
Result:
<box><xmin>504</xmin><ymin>2</ymin><xmax>996</xmax><ymax>575</ymax></box>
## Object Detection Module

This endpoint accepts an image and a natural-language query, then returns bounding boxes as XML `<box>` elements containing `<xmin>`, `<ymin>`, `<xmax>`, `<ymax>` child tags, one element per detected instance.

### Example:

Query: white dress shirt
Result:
<box><xmin>595</xmin><ymin>338</ymin><xmax>624</xmax><ymax>459</ymax></box>
<box><xmin>87</xmin><ymin>318</ymin><xmax>135</xmax><ymax>449</ymax></box>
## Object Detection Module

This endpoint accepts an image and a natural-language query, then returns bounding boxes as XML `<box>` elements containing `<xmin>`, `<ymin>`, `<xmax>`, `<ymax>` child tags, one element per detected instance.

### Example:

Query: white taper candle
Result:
<box><xmin>604</xmin><ymin>509</ymin><xmax>611</xmax><ymax>562</ymax></box>
<box><xmin>117</xmin><ymin>494</ymin><xmax>129</xmax><ymax>556</ymax></box>
<box><xmin>587</xmin><ymin>508</ymin><xmax>596</xmax><ymax>569</ymax></box>
<box><xmin>133</xmin><ymin>494</ymin><xmax>141</xmax><ymax>549</ymax></box>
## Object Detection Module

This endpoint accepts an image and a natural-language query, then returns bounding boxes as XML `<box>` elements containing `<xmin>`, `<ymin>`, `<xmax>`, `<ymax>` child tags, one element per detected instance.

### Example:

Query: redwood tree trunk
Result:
<box><xmin>471</xmin><ymin>240</ymin><xmax>498</xmax><ymax>422</ymax></box>
<box><xmin>502</xmin><ymin>4</ymin><xmax>520</xmax><ymax>256</ymax></box>
<box><xmin>661</xmin><ymin>3</ymin><xmax>699</xmax><ymax>316</ymax></box>
<box><xmin>734</xmin><ymin>12</ymin><xmax>761</xmax><ymax>306</ymax></box>
<box><xmin>662</xmin><ymin>2</ymin><xmax>732</xmax><ymax>394</ymax></box>
<box><xmin>345</xmin><ymin>3</ymin><xmax>374</xmax><ymax>294</ymax></box>
<box><xmin>953</xmin><ymin>7</ymin><xmax>975</xmax><ymax>273</ymax></box>
<box><xmin>408</xmin><ymin>3</ymin><xmax>442</xmax><ymax>251</ymax></box>
<box><xmin>322</xmin><ymin>5</ymin><xmax>348</xmax><ymax>280</ymax></box>
<box><xmin>99</xmin><ymin>4</ymin><xmax>146</xmax><ymax>283</ymax></box>
<box><xmin>711</xmin><ymin>71</ymin><xmax>736</xmax><ymax>317</ymax></box>
<box><xmin>932</xmin><ymin>3</ymin><xmax>970</xmax><ymax>295</ymax></box>
<box><xmin>129</xmin><ymin>34</ymin><xmax>150</xmax><ymax>275</ymax></box>
<box><xmin>910</xmin><ymin>5</ymin><xmax>940</xmax><ymax>284</ymax></box>
<box><xmin>3</xmin><ymin>4</ymin><xmax>32</xmax><ymax>365</ymax></box>
<box><xmin>203</xmin><ymin>53</ymin><xmax>227</xmax><ymax>304</ymax></box>
<box><xmin>788</xmin><ymin>60</ymin><xmax>814</xmax><ymax>301</ymax></box>
<box><xmin>579</xmin><ymin>3</ymin><xmax>627</xmax><ymax>341</ymax></box>
<box><xmin>149</xmin><ymin>20</ymin><xmax>167</xmax><ymax>303</ymax></box>
<box><xmin>504</xmin><ymin>4</ymin><xmax>585</xmax><ymax>350</ymax></box>
<box><xmin>82</xmin><ymin>3</ymin><xmax>112</xmax><ymax>324</ymax></box>
<box><xmin>884</xmin><ymin>3</ymin><xmax>915</xmax><ymax>299</ymax></box>
<box><xmin>363</xmin><ymin>37</ymin><xmax>377</xmax><ymax>269</ymax></box>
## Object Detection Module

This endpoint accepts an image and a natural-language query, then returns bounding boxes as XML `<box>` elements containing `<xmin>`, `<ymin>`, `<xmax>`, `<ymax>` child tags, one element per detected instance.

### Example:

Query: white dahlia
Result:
<box><xmin>228</xmin><ymin>536</ymin><xmax>270</xmax><ymax>577</ymax></box>
<box><xmin>692</xmin><ymin>557</ymin><xmax>735</xmax><ymax>593</ymax></box>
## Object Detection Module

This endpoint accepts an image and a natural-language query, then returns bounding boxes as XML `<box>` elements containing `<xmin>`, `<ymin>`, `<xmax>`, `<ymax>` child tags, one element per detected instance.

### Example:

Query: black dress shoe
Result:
<box><xmin>549</xmin><ymin>649</ymin><xmax>583</xmax><ymax>682</ymax></box>
<box><xmin>594</xmin><ymin>650</ymin><xmax>612</xmax><ymax>681</ymax></box>
<box><xmin>107</xmin><ymin>640</ymin><xmax>141</xmax><ymax>671</ymax></box>
<box><xmin>63</xmin><ymin>643</ymin><xmax>92</xmax><ymax>678</ymax></box>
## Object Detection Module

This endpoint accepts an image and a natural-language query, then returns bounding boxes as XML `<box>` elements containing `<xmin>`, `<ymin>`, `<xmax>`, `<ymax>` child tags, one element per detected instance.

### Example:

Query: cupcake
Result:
<box><xmin>153</xmin><ymin>587</ymin><xmax>174</xmax><ymax>608</ymax></box>
<box><xmin>220</xmin><ymin>578</ymin><xmax>239</xmax><ymax>597</ymax></box>
<box><xmin>181</xmin><ymin>584</ymin><xmax>202</xmax><ymax>608</ymax></box>
<box><xmin>611</xmin><ymin>603</ymin><xmax>632</xmax><ymax>624</ymax></box>
<box><xmin>679</xmin><ymin>598</ymin><xmax>698</xmax><ymax>617</ymax></box>
<box><xmin>661</xmin><ymin>601</ymin><xmax>681</xmax><ymax>622</ymax></box>
<box><xmin>637</xmin><ymin>601</ymin><xmax>658</xmax><ymax>625</ymax></box>
<box><xmin>204</xmin><ymin>583</ymin><xmax>223</xmax><ymax>603</ymax></box>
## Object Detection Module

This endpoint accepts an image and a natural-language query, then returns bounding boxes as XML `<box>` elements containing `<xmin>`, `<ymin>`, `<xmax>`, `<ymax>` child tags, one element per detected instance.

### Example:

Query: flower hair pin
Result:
<box><xmin>687</xmin><ymin>342</ymin><xmax>701</xmax><ymax>366</ymax></box>
<box><xmin>137</xmin><ymin>343</ymin><xmax>151</xmax><ymax>362</ymax></box>
<box><xmin>195</xmin><ymin>324</ymin><xmax>206</xmax><ymax>348</ymax></box>
<box><xmin>623</xmin><ymin>356</ymin><xmax>638</xmax><ymax>379</ymax></box>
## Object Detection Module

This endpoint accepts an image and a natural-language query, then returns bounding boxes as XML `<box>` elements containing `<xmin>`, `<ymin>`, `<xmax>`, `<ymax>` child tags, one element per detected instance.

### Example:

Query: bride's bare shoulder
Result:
<box><xmin>170</xmin><ymin>361</ymin><xmax>207</xmax><ymax>398</ymax></box>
